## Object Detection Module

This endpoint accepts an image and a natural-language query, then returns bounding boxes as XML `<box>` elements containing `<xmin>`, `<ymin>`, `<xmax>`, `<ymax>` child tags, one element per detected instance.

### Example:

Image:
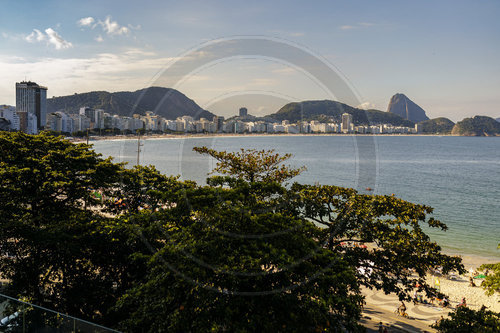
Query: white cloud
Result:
<box><xmin>128</xmin><ymin>24</ymin><xmax>141</xmax><ymax>30</ymax></box>
<box><xmin>98</xmin><ymin>16</ymin><xmax>129</xmax><ymax>35</ymax></box>
<box><xmin>77</xmin><ymin>17</ymin><xmax>95</xmax><ymax>27</ymax></box>
<box><xmin>357</xmin><ymin>102</ymin><xmax>376</xmax><ymax>110</ymax></box>
<box><xmin>44</xmin><ymin>28</ymin><xmax>72</xmax><ymax>49</ymax></box>
<box><xmin>0</xmin><ymin>51</ymin><xmax>178</xmax><ymax>104</ymax></box>
<box><xmin>25</xmin><ymin>29</ymin><xmax>45</xmax><ymax>42</ymax></box>
<box><xmin>340</xmin><ymin>25</ymin><xmax>356</xmax><ymax>30</ymax></box>
<box><xmin>24</xmin><ymin>28</ymin><xmax>72</xmax><ymax>50</ymax></box>
<box><xmin>124</xmin><ymin>49</ymin><xmax>157</xmax><ymax>57</ymax></box>
<box><xmin>78</xmin><ymin>15</ymin><xmax>137</xmax><ymax>40</ymax></box>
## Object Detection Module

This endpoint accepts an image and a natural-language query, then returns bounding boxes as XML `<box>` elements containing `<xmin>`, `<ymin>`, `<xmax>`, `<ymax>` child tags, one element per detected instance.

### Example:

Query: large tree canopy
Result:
<box><xmin>194</xmin><ymin>146</ymin><xmax>465</xmax><ymax>300</ymax></box>
<box><xmin>115</xmin><ymin>155</ymin><xmax>363</xmax><ymax>332</ymax></box>
<box><xmin>0</xmin><ymin>132</ymin><xmax>123</xmax><ymax>321</ymax></box>
<box><xmin>0</xmin><ymin>135</ymin><xmax>467</xmax><ymax>332</ymax></box>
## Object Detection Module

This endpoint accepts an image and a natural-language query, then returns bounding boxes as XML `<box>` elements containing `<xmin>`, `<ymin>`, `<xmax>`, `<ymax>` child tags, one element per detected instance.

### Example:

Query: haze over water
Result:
<box><xmin>93</xmin><ymin>135</ymin><xmax>500</xmax><ymax>259</ymax></box>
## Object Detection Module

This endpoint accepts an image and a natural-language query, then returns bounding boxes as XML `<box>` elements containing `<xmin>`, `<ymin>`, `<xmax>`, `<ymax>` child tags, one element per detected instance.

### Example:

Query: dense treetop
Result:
<box><xmin>0</xmin><ymin>132</ymin><xmax>479</xmax><ymax>332</ymax></box>
<box><xmin>451</xmin><ymin>116</ymin><xmax>500</xmax><ymax>136</ymax></box>
<box><xmin>418</xmin><ymin>117</ymin><xmax>455</xmax><ymax>134</ymax></box>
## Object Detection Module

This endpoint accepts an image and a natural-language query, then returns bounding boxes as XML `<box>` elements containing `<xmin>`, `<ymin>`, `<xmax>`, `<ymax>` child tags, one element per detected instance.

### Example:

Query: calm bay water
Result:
<box><xmin>92</xmin><ymin>135</ymin><xmax>500</xmax><ymax>259</ymax></box>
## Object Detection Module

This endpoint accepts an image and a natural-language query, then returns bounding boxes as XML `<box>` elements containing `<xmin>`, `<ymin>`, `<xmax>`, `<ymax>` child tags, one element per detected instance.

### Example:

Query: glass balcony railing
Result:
<box><xmin>0</xmin><ymin>293</ymin><xmax>120</xmax><ymax>333</ymax></box>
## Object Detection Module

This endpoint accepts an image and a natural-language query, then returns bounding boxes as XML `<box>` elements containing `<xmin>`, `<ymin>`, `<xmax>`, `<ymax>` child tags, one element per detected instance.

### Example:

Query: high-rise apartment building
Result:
<box><xmin>341</xmin><ymin>113</ymin><xmax>353</xmax><ymax>133</ymax></box>
<box><xmin>16</xmin><ymin>81</ymin><xmax>47</xmax><ymax>130</ymax></box>
<box><xmin>213</xmin><ymin>116</ymin><xmax>224</xmax><ymax>132</ymax></box>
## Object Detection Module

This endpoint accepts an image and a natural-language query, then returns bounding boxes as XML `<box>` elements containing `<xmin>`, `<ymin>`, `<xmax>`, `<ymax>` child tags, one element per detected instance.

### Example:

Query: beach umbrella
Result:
<box><xmin>474</xmin><ymin>274</ymin><xmax>486</xmax><ymax>279</ymax></box>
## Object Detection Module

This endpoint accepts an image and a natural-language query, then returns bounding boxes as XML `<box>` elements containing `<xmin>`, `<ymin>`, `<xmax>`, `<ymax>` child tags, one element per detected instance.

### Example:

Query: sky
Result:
<box><xmin>1</xmin><ymin>0</ymin><xmax>499</xmax><ymax>120</ymax></box>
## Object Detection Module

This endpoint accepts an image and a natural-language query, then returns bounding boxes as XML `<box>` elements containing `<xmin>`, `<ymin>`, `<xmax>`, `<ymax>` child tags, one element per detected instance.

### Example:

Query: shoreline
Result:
<box><xmin>443</xmin><ymin>251</ymin><xmax>499</xmax><ymax>270</ymax></box>
<box><xmin>70</xmin><ymin>132</ymin><xmax>469</xmax><ymax>143</ymax></box>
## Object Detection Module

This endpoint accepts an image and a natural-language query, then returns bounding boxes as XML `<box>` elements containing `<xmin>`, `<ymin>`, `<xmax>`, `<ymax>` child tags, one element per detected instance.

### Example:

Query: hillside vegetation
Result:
<box><xmin>451</xmin><ymin>116</ymin><xmax>500</xmax><ymax>136</ymax></box>
<box><xmin>268</xmin><ymin>100</ymin><xmax>414</xmax><ymax>126</ymax></box>
<box><xmin>419</xmin><ymin>117</ymin><xmax>455</xmax><ymax>134</ymax></box>
<box><xmin>47</xmin><ymin>87</ymin><xmax>214</xmax><ymax>120</ymax></box>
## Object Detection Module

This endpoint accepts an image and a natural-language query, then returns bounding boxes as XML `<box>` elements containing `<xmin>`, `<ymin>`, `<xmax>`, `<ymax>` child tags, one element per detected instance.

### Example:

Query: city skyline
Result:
<box><xmin>1</xmin><ymin>1</ymin><xmax>499</xmax><ymax>121</ymax></box>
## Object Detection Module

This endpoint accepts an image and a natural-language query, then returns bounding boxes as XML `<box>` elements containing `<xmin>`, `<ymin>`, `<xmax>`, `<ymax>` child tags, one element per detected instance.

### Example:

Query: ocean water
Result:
<box><xmin>92</xmin><ymin>135</ymin><xmax>500</xmax><ymax>259</ymax></box>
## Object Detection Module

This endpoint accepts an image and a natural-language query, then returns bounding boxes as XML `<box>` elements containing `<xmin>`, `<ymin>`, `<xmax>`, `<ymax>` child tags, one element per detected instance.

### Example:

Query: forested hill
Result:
<box><xmin>451</xmin><ymin>116</ymin><xmax>500</xmax><ymax>136</ymax></box>
<box><xmin>47</xmin><ymin>87</ymin><xmax>214</xmax><ymax>120</ymax></box>
<box><xmin>267</xmin><ymin>100</ymin><xmax>414</xmax><ymax>126</ymax></box>
<box><xmin>418</xmin><ymin>117</ymin><xmax>455</xmax><ymax>134</ymax></box>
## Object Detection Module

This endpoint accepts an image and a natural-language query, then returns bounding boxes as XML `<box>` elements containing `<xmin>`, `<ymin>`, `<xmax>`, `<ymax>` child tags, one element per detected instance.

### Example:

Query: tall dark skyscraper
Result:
<box><xmin>239</xmin><ymin>107</ymin><xmax>248</xmax><ymax>117</ymax></box>
<box><xmin>16</xmin><ymin>81</ymin><xmax>47</xmax><ymax>129</ymax></box>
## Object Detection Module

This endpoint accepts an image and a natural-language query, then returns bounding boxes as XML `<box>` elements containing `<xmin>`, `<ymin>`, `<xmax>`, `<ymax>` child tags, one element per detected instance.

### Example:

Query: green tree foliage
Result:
<box><xmin>479</xmin><ymin>262</ymin><xmax>500</xmax><ymax>296</ymax></box>
<box><xmin>478</xmin><ymin>244</ymin><xmax>500</xmax><ymax>296</ymax></box>
<box><xmin>0</xmin><ymin>135</ymin><xmax>466</xmax><ymax>332</ymax></box>
<box><xmin>451</xmin><ymin>116</ymin><xmax>500</xmax><ymax>136</ymax></box>
<box><xmin>193</xmin><ymin>146</ymin><xmax>305</xmax><ymax>183</ymax></box>
<box><xmin>114</xmin><ymin>151</ymin><xmax>364</xmax><ymax>332</ymax></box>
<box><xmin>418</xmin><ymin>117</ymin><xmax>455</xmax><ymax>134</ymax></box>
<box><xmin>195</xmin><ymin>146</ymin><xmax>464</xmax><ymax>301</ymax></box>
<box><xmin>115</xmin><ymin>146</ymin><xmax>464</xmax><ymax>331</ymax></box>
<box><xmin>289</xmin><ymin>184</ymin><xmax>464</xmax><ymax>300</ymax></box>
<box><xmin>432</xmin><ymin>307</ymin><xmax>500</xmax><ymax>333</ymax></box>
<box><xmin>0</xmin><ymin>132</ymin><xmax>124</xmax><ymax>323</ymax></box>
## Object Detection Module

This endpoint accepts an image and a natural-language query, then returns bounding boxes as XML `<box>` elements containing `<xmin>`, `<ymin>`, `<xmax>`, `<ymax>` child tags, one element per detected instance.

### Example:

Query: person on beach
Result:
<box><xmin>469</xmin><ymin>276</ymin><xmax>476</xmax><ymax>287</ymax></box>
<box><xmin>398</xmin><ymin>301</ymin><xmax>407</xmax><ymax>316</ymax></box>
<box><xmin>458</xmin><ymin>297</ymin><xmax>467</xmax><ymax>307</ymax></box>
<box><xmin>378</xmin><ymin>322</ymin><xmax>384</xmax><ymax>333</ymax></box>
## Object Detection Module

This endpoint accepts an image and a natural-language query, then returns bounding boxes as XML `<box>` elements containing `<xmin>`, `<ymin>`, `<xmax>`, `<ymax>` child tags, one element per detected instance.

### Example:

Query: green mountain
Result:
<box><xmin>451</xmin><ymin>116</ymin><xmax>500</xmax><ymax>136</ymax></box>
<box><xmin>268</xmin><ymin>100</ymin><xmax>414</xmax><ymax>126</ymax></box>
<box><xmin>47</xmin><ymin>87</ymin><xmax>214</xmax><ymax>120</ymax></box>
<box><xmin>418</xmin><ymin>117</ymin><xmax>455</xmax><ymax>134</ymax></box>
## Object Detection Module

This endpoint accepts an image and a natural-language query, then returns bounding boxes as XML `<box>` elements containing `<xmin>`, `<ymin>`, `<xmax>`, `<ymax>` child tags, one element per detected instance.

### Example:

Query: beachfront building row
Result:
<box><xmin>0</xmin><ymin>81</ymin><xmax>47</xmax><ymax>134</ymax></box>
<box><xmin>0</xmin><ymin>105</ymin><xmax>38</xmax><ymax>134</ymax></box>
<box><xmin>1</xmin><ymin>105</ymin><xmax>420</xmax><ymax>135</ymax></box>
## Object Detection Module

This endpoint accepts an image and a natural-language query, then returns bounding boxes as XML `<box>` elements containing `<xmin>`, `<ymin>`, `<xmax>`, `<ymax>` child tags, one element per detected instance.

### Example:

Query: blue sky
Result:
<box><xmin>1</xmin><ymin>0</ymin><xmax>499</xmax><ymax>120</ymax></box>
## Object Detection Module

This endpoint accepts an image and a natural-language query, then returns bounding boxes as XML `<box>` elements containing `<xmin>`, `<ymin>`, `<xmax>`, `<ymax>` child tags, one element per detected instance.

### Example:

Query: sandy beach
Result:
<box><xmin>424</xmin><ymin>274</ymin><xmax>499</xmax><ymax>312</ymax></box>
<box><xmin>431</xmin><ymin>254</ymin><xmax>499</xmax><ymax>312</ymax></box>
<box><xmin>362</xmin><ymin>254</ymin><xmax>499</xmax><ymax>332</ymax></box>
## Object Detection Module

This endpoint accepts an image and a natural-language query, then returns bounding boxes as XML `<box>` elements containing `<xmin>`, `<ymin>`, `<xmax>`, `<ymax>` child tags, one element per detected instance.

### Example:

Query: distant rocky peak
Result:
<box><xmin>387</xmin><ymin>93</ymin><xmax>429</xmax><ymax>123</ymax></box>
